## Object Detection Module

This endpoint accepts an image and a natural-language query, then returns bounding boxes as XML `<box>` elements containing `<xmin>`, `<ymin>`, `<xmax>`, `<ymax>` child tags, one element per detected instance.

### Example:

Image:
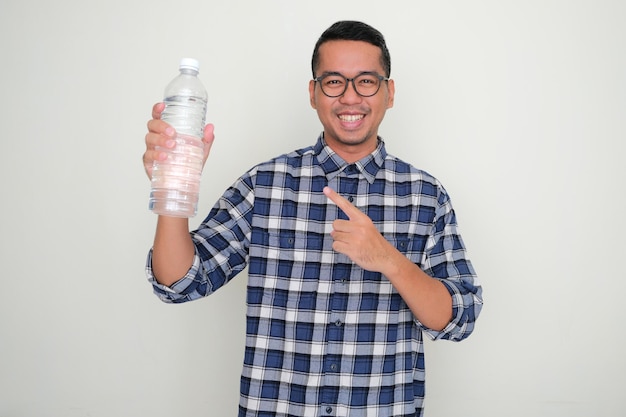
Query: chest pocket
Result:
<box><xmin>395</xmin><ymin>237</ymin><xmax>410</xmax><ymax>253</ymax></box>
<box><xmin>265</xmin><ymin>231</ymin><xmax>326</xmax><ymax>263</ymax></box>
<box><xmin>384</xmin><ymin>235</ymin><xmax>410</xmax><ymax>254</ymax></box>
<box><xmin>383</xmin><ymin>234</ymin><xmax>427</xmax><ymax>270</ymax></box>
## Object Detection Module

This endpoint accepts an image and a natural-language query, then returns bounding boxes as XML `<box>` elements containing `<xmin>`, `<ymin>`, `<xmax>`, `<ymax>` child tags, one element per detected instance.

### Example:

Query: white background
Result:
<box><xmin>1</xmin><ymin>1</ymin><xmax>624</xmax><ymax>416</ymax></box>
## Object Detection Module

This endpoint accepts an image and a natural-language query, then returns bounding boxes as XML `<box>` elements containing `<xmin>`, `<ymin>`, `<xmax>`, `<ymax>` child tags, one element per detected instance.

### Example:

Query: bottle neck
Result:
<box><xmin>180</xmin><ymin>68</ymin><xmax>198</xmax><ymax>76</ymax></box>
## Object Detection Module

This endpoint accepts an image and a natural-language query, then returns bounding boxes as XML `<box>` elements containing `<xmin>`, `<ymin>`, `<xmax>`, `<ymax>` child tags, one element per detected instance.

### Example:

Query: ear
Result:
<box><xmin>386</xmin><ymin>78</ymin><xmax>395</xmax><ymax>109</ymax></box>
<box><xmin>309</xmin><ymin>79</ymin><xmax>317</xmax><ymax>109</ymax></box>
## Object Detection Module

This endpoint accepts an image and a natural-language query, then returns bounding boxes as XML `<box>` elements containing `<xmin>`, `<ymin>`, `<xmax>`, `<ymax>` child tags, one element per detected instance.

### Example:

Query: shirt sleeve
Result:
<box><xmin>146</xmin><ymin>171</ymin><xmax>256</xmax><ymax>303</ymax></box>
<box><xmin>417</xmin><ymin>186</ymin><xmax>483</xmax><ymax>341</ymax></box>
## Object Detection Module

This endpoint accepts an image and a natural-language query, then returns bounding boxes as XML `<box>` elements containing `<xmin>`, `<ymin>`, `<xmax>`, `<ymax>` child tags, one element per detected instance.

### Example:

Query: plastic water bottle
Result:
<box><xmin>149</xmin><ymin>58</ymin><xmax>208</xmax><ymax>217</ymax></box>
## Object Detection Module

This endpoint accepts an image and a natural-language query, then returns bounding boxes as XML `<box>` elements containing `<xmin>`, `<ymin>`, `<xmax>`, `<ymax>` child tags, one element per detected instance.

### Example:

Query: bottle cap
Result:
<box><xmin>179</xmin><ymin>58</ymin><xmax>200</xmax><ymax>72</ymax></box>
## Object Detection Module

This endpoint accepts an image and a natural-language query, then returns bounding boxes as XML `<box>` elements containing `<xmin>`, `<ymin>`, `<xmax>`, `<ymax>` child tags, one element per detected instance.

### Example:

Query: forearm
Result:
<box><xmin>383</xmin><ymin>251</ymin><xmax>453</xmax><ymax>331</ymax></box>
<box><xmin>151</xmin><ymin>216</ymin><xmax>195</xmax><ymax>287</ymax></box>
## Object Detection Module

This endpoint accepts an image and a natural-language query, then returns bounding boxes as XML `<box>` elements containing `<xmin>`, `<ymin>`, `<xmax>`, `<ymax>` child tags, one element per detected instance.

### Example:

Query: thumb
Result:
<box><xmin>202</xmin><ymin>124</ymin><xmax>215</xmax><ymax>160</ymax></box>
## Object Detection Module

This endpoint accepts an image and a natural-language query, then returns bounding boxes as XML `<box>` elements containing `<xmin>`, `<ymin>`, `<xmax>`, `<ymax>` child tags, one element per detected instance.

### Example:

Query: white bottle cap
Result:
<box><xmin>179</xmin><ymin>58</ymin><xmax>200</xmax><ymax>72</ymax></box>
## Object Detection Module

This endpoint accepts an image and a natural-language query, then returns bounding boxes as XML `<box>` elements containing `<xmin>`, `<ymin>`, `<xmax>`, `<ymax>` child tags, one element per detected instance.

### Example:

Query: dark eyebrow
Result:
<box><xmin>318</xmin><ymin>71</ymin><xmax>343</xmax><ymax>77</ymax></box>
<box><xmin>318</xmin><ymin>71</ymin><xmax>381</xmax><ymax>78</ymax></box>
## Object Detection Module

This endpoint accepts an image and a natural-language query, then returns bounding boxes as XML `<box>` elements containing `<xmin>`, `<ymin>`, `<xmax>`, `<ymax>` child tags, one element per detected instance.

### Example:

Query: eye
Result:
<box><xmin>358</xmin><ymin>76</ymin><xmax>378</xmax><ymax>85</ymax></box>
<box><xmin>325</xmin><ymin>77</ymin><xmax>345</xmax><ymax>87</ymax></box>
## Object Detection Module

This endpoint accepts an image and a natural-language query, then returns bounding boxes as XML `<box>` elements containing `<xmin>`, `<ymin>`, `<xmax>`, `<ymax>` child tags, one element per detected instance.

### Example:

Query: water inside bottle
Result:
<box><xmin>161</xmin><ymin>95</ymin><xmax>207</xmax><ymax>138</ymax></box>
<box><xmin>149</xmin><ymin>134</ymin><xmax>204</xmax><ymax>217</ymax></box>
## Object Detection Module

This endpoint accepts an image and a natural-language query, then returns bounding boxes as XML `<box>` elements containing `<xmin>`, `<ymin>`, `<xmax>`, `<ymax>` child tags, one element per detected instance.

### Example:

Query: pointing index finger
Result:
<box><xmin>323</xmin><ymin>186</ymin><xmax>360</xmax><ymax>219</ymax></box>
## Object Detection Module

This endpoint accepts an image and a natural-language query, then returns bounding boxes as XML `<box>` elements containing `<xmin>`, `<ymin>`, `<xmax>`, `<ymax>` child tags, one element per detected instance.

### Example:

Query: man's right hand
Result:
<box><xmin>142</xmin><ymin>102</ymin><xmax>215</xmax><ymax>180</ymax></box>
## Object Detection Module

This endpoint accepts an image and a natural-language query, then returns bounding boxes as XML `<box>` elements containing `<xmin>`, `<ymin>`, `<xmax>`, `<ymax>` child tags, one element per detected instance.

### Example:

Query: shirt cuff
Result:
<box><xmin>145</xmin><ymin>249</ymin><xmax>201</xmax><ymax>300</ymax></box>
<box><xmin>414</xmin><ymin>279</ymin><xmax>467</xmax><ymax>341</ymax></box>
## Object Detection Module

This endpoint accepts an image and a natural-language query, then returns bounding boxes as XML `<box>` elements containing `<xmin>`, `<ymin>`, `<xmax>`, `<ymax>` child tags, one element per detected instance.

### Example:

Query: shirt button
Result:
<box><xmin>330</xmin><ymin>363</ymin><xmax>338</xmax><ymax>371</ymax></box>
<box><xmin>326</xmin><ymin>406</ymin><xmax>333</xmax><ymax>414</ymax></box>
<box><xmin>348</xmin><ymin>196</ymin><xmax>354</xmax><ymax>202</ymax></box>
<box><xmin>334</xmin><ymin>319</ymin><xmax>343</xmax><ymax>327</ymax></box>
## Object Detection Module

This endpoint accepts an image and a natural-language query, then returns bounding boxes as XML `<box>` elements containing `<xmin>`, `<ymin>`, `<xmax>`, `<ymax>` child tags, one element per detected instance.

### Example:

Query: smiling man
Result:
<box><xmin>309</xmin><ymin>38</ymin><xmax>394</xmax><ymax>159</ymax></box>
<box><xmin>143</xmin><ymin>20</ymin><xmax>483</xmax><ymax>417</ymax></box>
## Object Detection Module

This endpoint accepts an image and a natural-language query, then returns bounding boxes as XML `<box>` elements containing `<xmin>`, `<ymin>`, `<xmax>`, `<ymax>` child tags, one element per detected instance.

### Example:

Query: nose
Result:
<box><xmin>339</xmin><ymin>79</ymin><xmax>362</xmax><ymax>103</ymax></box>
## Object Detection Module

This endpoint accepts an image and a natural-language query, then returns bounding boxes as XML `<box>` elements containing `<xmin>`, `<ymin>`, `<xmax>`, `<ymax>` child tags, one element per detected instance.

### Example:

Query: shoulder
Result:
<box><xmin>383</xmin><ymin>152</ymin><xmax>451</xmax><ymax>204</ymax></box>
<box><xmin>246</xmin><ymin>144</ymin><xmax>317</xmax><ymax>174</ymax></box>
<box><xmin>383</xmin><ymin>152</ymin><xmax>443</xmax><ymax>188</ymax></box>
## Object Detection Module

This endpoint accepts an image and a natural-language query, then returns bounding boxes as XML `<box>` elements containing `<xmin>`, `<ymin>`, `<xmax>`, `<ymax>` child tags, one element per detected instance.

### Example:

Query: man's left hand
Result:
<box><xmin>323</xmin><ymin>186</ymin><xmax>397</xmax><ymax>274</ymax></box>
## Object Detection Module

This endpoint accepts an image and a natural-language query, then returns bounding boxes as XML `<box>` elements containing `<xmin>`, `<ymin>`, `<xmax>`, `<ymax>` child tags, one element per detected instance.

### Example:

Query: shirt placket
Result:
<box><xmin>320</xmin><ymin>168</ymin><xmax>360</xmax><ymax>417</ymax></box>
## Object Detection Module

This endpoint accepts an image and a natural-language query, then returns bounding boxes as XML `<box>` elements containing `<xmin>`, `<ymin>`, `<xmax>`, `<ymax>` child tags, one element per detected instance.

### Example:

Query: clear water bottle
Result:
<box><xmin>149</xmin><ymin>58</ymin><xmax>208</xmax><ymax>218</ymax></box>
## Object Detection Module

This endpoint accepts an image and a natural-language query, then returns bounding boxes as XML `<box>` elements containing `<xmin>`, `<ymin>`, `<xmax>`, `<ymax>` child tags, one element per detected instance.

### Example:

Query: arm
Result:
<box><xmin>323</xmin><ymin>187</ymin><xmax>453</xmax><ymax>330</ymax></box>
<box><xmin>372</xmin><ymin>247</ymin><xmax>453</xmax><ymax>331</ymax></box>
<box><xmin>151</xmin><ymin>216</ymin><xmax>195</xmax><ymax>287</ymax></box>
<box><xmin>146</xmin><ymin>179</ymin><xmax>254</xmax><ymax>302</ymax></box>
<box><xmin>143</xmin><ymin>102</ymin><xmax>215</xmax><ymax>286</ymax></box>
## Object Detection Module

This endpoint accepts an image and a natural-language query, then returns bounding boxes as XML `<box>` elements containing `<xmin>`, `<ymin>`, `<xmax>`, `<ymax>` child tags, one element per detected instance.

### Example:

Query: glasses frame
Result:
<box><xmin>313</xmin><ymin>71</ymin><xmax>390</xmax><ymax>98</ymax></box>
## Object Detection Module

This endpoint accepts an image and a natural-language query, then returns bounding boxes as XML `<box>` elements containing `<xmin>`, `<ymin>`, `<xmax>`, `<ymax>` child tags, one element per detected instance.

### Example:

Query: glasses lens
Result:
<box><xmin>354</xmin><ymin>73</ymin><xmax>381</xmax><ymax>97</ymax></box>
<box><xmin>319</xmin><ymin>74</ymin><xmax>347</xmax><ymax>97</ymax></box>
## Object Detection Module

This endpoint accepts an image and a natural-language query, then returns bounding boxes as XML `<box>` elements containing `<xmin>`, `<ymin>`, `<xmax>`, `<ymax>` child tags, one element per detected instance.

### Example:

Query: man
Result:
<box><xmin>143</xmin><ymin>20</ymin><xmax>482</xmax><ymax>417</ymax></box>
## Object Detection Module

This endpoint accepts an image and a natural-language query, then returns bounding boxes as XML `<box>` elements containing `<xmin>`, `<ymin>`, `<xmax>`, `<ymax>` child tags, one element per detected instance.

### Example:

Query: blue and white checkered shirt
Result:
<box><xmin>147</xmin><ymin>135</ymin><xmax>483</xmax><ymax>417</ymax></box>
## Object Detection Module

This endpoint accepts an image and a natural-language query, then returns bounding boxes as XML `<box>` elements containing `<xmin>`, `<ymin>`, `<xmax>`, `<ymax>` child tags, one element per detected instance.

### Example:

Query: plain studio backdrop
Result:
<box><xmin>1</xmin><ymin>1</ymin><xmax>624</xmax><ymax>416</ymax></box>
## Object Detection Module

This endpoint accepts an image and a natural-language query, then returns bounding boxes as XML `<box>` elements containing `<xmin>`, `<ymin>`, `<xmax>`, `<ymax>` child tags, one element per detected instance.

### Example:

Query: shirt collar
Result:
<box><xmin>313</xmin><ymin>133</ymin><xmax>387</xmax><ymax>184</ymax></box>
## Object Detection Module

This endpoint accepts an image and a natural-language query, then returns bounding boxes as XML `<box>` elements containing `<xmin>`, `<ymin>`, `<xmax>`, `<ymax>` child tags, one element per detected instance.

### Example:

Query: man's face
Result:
<box><xmin>309</xmin><ymin>40</ymin><xmax>395</xmax><ymax>161</ymax></box>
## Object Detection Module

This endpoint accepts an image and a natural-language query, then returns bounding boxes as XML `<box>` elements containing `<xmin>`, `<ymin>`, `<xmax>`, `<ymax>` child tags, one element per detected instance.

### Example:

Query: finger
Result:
<box><xmin>203</xmin><ymin>123</ymin><xmax>215</xmax><ymax>147</ymax></box>
<box><xmin>323</xmin><ymin>186</ymin><xmax>361</xmax><ymax>219</ymax></box>
<box><xmin>202</xmin><ymin>123</ymin><xmax>216</xmax><ymax>161</ymax></box>
<box><xmin>143</xmin><ymin>134</ymin><xmax>171</xmax><ymax>172</ymax></box>
<box><xmin>330</xmin><ymin>230</ymin><xmax>352</xmax><ymax>246</ymax></box>
<box><xmin>203</xmin><ymin>123</ymin><xmax>215</xmax><ymax>139</ymax></box>
<box><xmin>143</xmin><ymin>147</ymin><xmax>167</xmax><ymax>179</ymax></box>
<box><xmin>331</xmin><ymin>219</ymin><xmax>351</xmax><ymax>233</ymax></box>
<box><xmin>151</xmin><ymin>102</ymin><xmax>165</xmax><ymax>119</ymax></box>
<box><xmin>144</xmin><ymin>117</ymin><xmax>176</xmax><ymax>178</ymax></box>
<box><xmin>147</xmin><ymin>118</ymin><xmax>175</xmax><ymax>137</ymax></box>
<box><xmin>331</xmin><ymin>240</ymin><xmax>350</xmax><ymax>257</ymax></box>
<box><xmin>143</xmin><ymin>146</ymin><xmax>168</xmax><ymax>163</ymax></box>
<box><xmin>145</xmin><ymin>129</ymin><xmax>176</xmax><ymax>155</ymax></box>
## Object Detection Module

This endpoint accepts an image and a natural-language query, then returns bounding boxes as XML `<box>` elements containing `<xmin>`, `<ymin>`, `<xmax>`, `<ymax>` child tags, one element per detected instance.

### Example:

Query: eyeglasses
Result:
<box><xmin>313</xmin><ymin>71</ymin><xmax>389</xmax><ymax>98</ymax></box>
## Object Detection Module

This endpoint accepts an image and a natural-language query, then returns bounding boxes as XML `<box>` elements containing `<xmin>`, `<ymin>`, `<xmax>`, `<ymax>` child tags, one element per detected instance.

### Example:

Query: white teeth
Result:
<box><xmin>339</xmin><ymin>114</ymin><xmax>363</xmax><ymax>122</ymax></box>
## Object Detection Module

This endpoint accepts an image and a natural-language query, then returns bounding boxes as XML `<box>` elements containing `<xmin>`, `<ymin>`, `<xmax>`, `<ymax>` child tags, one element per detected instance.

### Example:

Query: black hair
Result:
<box><xmin>311</xmin><ymin>20</ymin><xmax>391</xmax><ymax>78</ymax></box>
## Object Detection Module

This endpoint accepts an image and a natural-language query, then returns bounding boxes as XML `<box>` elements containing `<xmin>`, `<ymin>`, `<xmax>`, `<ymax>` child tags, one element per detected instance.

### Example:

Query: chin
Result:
<box><xmin>337</xmin><ymin>134</ymin><xmax>373</xmax><ymax>146</ymax></box>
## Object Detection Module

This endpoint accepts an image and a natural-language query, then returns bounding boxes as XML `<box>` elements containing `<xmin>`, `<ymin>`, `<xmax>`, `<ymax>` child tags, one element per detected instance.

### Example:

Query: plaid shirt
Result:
<box><xmin>147</xmin><ymin>135</ymin><xmax>483</xmax><ymax>417</ymax></box>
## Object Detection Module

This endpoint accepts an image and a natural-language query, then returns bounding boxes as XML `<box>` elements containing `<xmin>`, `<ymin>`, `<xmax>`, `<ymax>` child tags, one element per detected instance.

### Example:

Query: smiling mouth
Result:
<box><xmin>338</xmin><ymin>114</ymin><xmax>364</xmax><ymax>122</ymax></box>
